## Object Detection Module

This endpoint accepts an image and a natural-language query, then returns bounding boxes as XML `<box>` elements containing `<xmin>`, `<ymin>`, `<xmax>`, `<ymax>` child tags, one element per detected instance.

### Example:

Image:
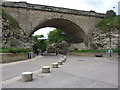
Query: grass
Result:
<box><xmin>70</xmin><ymin>48</ymin><xmax>120</xmax><ymax>53</ymax></box>
<box><xmin>0</xmin><ymin>48</ymin><xmax>32</xmax><ymax>53</ymax></box>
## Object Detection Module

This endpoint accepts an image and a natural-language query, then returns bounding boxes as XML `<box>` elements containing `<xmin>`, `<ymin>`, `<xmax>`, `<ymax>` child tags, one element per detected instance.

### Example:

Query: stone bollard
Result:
<box><xmin>64</xmin><ymin>56</ymin><xmax>67</xmax><ymax>61</ymax></box>
<box><xmin>58</xmin><ymin>60</ymin><xmax>63</xmax><ymax>65</ymax></box>
<box><xmin>42</xmin><ymin>66</ymin><xmax>50</xmax><ymax>73</ymax></box>
<box><xmin>61</xmin><ymin>55</ymin><xmax>64</xmax><ymax>59</ymax></box>
<box><xmin>60</xmin><ymin>55</ymin><xmax>67</xmax><ymax>61</ymax></box>
<box><xmin>60</xmin><ymin>58</ymin><xmax>65</xmax><ymax>63</ymax></box>
<box><xmin>52</xmin><ymin>63</ymin><xmax>59</xmax><ymax>68</ymax></box>
<box><xmin>21</xmin><ymin>72</ymin><xmax>33</xmax><ymax>82</ymax></box>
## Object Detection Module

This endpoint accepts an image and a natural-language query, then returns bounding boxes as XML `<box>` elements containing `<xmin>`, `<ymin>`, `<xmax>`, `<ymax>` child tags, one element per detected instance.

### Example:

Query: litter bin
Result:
<box><xmin>107</xmin><ymin>49</ymin><xmax>112</xmax><ymax>58</ymax></box>
<box><xmin>28</xmin><ymin>52</ymin><xmax>33</xmax><ymax>59</ymax></box>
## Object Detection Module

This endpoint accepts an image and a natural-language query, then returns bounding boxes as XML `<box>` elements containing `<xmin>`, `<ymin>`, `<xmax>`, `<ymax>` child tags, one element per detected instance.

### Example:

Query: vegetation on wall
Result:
<box><xmin>106</xmin><ymin>10</ymin><xmax>116</xmax><ymax>18</ymax></box>
<box><xmin>96</xmin><ymin>10</ymin><xmax>120</xmax><ymax>32</ymax></box>
<box><xmin>1</xmin><ymin>8</ymin><xmax>20</xmax><ymax>29</ymax></box>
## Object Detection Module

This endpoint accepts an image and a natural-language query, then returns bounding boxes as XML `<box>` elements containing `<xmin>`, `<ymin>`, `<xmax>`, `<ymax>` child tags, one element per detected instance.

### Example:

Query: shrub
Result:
<box><xmin>106</xmin><ymin>10</ymin><xmax>116</xmax><ymax>18</ymax></box>
<box><xmin>0</xmin><ymin>48</ymin><xmax>32</xmax><ymax>53</ymax></box>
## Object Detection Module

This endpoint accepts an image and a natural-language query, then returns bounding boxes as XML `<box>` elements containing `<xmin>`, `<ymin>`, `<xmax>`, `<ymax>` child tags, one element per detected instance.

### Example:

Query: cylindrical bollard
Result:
<box><xmin>58</xmin><ymin>60</ymin><xmax>63</xmax><ymax>65</ymax></box>
<box><xmin>42</xmin><ymin>66</ymin><xmax>50</xmax><ymax>73</ymax></box>
<box><xmin>60</xmin><ymin>58</ymin><xmax>65</xmax><ymax>63</ymax></box>
<box><xmin>60</xmin><ymin>55</ymin><xmax>67</xmax><ymax>61</ymax></box>
<box><xmin>21</xmin><ymin>72</ymin><xmax>33</xmax><ymax>82</ymax></box>
<box><xmin>52</xmin><ymin>63</ymin><xmax>59</xmax><ymax>68</ymax></box>
<box><xmin>64</xmin><ymin>56</ymin><xmax>67</xmax><ymax>61</ymax></box>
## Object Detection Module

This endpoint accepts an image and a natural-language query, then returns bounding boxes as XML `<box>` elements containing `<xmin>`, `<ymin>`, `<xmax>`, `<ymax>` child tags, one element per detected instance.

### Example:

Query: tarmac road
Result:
<box><xmin>0</xmin><ymin>55</ymin><xmax>118</xmax><ymax>88</ymax></box>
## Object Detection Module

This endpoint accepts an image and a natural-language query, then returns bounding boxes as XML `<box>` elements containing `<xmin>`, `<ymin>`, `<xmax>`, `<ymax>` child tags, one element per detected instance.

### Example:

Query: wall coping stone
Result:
<box><xmin>1</xmin><ymin>1</ymin><xmax>106</xmax><ymax>18</ymax></box>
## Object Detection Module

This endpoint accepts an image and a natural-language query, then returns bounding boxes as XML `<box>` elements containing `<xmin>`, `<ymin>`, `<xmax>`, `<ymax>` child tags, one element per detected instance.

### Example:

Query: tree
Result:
<box><xmin>96</xmin><ymin>11</ymin><xmax>119</xmax><ymax>32</ymax></box>
<box><xmin>35</xmin><ymin>34</ymin><xmax>44</xmax><ymax>38</ymax></box>
<box><xmin>32</xmin><ymin>34</ymin><xmax>47</xmax><ymax>52</ymax></box>
<box><xmin>48</xmin><ymin>29</ymin><xmax>69</xmax><ymax>43</ymax></box>
<box><xmin>106</xmin><ymin>10</ymin><xmax>116</xmax><ymax>18</ymax></box>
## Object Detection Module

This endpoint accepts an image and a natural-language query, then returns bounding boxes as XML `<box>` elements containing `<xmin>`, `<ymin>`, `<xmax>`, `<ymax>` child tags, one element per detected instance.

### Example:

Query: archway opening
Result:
<box><xmin>30</xmin><ymin>18</ymin><xmax>87</xmax><ymax>43</ymax></box>
<box><xmin>30</xmin><ymin>18</ymin><xmax>88</xmax><ymax>54</ymax></box>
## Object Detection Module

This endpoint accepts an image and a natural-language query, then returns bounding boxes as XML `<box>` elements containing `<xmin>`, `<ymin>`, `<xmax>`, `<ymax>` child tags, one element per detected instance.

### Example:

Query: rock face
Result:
<box><xmin>47</xmin><ymin>41</ymin><xmax>70</xmax><ymax>55</ymax></box>
<box><xmin>91</xmin><ymin>28</ymin><xmax>118</xmax><ymax>49</ymax></box>
<box><xmin>68</xmin><ymin>28</ymin><xmax>118</xmax><ymax>50</ymax></box>
<box><xmin>69</xmin><ymin>43</ymin><xmax>87</xmax><ymax>50</ymax></box>
<box><xmin>1</xmin><ymin>10</ymin><xmax>33</xmax><ymax>49</ymax></box>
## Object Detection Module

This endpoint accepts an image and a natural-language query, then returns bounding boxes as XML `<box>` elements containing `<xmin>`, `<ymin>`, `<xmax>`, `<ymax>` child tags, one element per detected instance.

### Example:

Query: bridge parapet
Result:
<box><xmin>2</xmin><ymin>1</ymin><xmax>105</xmax><ymax>18</ymax></box>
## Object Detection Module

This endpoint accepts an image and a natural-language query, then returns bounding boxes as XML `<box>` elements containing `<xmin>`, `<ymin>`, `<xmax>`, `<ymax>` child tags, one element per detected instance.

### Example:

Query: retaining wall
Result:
<box><xmin>0</xmin><ymin>53</ymin><xmax>34</xmax><ymax>63</ymax></box>
<box><xmin>68</xmin><ymin>52</ymin><xmax>118</xmax><ymax>58</ymax></box>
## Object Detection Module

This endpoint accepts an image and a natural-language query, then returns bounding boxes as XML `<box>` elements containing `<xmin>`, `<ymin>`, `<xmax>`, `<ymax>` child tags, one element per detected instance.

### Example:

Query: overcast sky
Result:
<box><xmin>4</xmin><ymin>0</ymin><xmax>120</xmax><ymax>36</ymax></box>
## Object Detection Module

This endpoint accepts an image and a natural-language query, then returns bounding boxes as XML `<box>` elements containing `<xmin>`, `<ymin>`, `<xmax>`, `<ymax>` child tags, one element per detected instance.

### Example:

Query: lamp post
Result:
<box><xmin>107</xmin><ymin>23</ymin><xmax>112</xmax><ymax>58</ymax></box>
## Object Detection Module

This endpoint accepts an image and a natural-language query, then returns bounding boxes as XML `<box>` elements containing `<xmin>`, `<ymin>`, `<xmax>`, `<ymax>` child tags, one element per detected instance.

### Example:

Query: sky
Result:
<box><xmin>3</xmin><ymin>0</ymin><xmax>120</xmax><ymax>36</ymax></box>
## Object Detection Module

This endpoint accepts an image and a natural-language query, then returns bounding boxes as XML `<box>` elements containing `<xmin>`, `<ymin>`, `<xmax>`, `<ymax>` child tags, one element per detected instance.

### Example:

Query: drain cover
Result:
<box><xmin>77</xmin><ymin>60</ymin><xmax>85</xmax><ymax>61</ymax></box>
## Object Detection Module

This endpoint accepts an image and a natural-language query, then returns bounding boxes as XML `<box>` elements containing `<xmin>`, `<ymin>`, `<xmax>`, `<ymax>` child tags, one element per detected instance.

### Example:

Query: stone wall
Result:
<box><xmin>2</xmin><ymin>1</ymin><xmax>105</xmax><ymax>18</ymax></box>
<box><xmin>69</xmin><ymin>43</ymin><xmax>87</xmax><ymax>50</ymax></box>
<box><xmin>0</xmin><ymin>53</ymin><xmax>28</xmax><ymax>63</ymax></box>
<box><xmin>2</xmin><ymin>1</ymin><xmax>105</xmax><ymax>46</ymax></box>
<box><xmin>1</xmin><ymin>8</ymin><xmax>34</xmax><ymax>49</ymax></box>
<box><xmin>1</xmin><ymin>1</ymin><xmax>107</xmax><ymax>49</ymax></box>
<box><xmin>91</xmin><ymin>28</ymin><xmax>118</xmax><ymax>49</ymax></box>
<box><xmin>68</xmin><ymin>52</ymin><xmax>118</xmax><ymax>58</ymax></box>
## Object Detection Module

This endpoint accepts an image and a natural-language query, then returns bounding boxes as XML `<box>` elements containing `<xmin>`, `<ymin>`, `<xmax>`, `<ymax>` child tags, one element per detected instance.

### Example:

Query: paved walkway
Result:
<box><xmin>0</xmin><ymin>55</ymin><xmax>118</xmax><ymax>88</ymax></box>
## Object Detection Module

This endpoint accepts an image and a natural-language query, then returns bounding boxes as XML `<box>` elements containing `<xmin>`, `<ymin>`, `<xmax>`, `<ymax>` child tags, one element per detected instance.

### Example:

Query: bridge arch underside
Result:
<box><xmin>31</xmin><ymin>18</ymin><xmax>88</xmax><ymax>44</ymax></box>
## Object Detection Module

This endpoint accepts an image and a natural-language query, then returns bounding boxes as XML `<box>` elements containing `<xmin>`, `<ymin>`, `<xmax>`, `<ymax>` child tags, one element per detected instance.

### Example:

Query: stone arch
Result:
<box><xmin>30</xmin><ymin>18</ymin><xmax>88</xmax><ymax>44</ymax></box>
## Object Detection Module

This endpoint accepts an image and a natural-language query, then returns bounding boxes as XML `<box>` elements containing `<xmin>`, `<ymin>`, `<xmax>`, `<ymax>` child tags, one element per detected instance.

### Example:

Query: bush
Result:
<box><xmin>96</xmin><ymin>9</ymin><xmax>119</xmax><ymax>32</ymax></box>
<box><xmin>0</xmin><ymin>48</ymin><xmax>32</xmax><ymax>53</ymax></box>
<box><xmin>106</xmin><ymin>10</ymin><xmax>116</xmax><ymax>18</ymax></box>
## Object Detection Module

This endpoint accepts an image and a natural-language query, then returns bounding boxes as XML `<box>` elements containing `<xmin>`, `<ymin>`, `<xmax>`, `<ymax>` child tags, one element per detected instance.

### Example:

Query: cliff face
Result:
<box><xmin>91</xmin><ymin>28</ymin><xmax>118</xmax><ymax>49</ymax></box>
<box><xmin>1</xmin><ymin>8</ymin><xmax>33</xmax><ymax>49</ymax></box>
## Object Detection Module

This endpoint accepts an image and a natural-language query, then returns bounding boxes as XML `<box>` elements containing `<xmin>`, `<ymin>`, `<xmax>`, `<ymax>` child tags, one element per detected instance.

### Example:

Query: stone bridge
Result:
<box><xmin>2</xmin><ymin>1</ymin><xmax>105</xmax><ymax>49</ymax></box>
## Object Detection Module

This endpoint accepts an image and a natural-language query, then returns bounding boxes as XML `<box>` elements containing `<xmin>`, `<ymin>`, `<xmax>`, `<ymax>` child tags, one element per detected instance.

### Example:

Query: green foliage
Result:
<box><xmin>111</xmin><ymin>15</ymin><xmax>120</xmax><ymax>29</ymax></box>
<box><xmin>70</xmin><ymin>48</ymin><xmax>120</xmax><ymax>53</ymax></box>
<box><xmin>106</xmin><ymin>10</ymin><xmax>116</xmax><ymax>18</ymax></box>
<box><xmin>0</xmin><ymin>48</ymin><xmax>32</xmax><ymax>53</ymax></box>
<box><xmin>96</xmin><ymin>15</ymin><xmax>120</xmax><ymax>32</ymax></box>
<box><xmin>32</xmin><ymin>35</ymin><xmax>47</xmax><ymax>52</ymax></box>
<box><xmin>34</xmin><ymin>35</ymin><xmax>44</xmax><ymax>38</ymax></box>
<box><xmin>39</xmin><ymin>40</ymin><xmax>48</xmax><ymax>51</ymax></box>
<box><xmin>48</xmin><ymin>29</ymin><xmax>69</xmax><ymax>43</ymax></box>
<box><xmin>96</xmin><ymin>10</ymin><xmax>119</xmax><ymax>32</ymax></box>
<box><xmin>2</xmin><ymin>8</ymin><xmax>20</xmax><ymax>29</ymax></box>
<box><xmin>113</xmin><ymin>48</ymin><xmax>120</xmax><ymax>54</ymax></box>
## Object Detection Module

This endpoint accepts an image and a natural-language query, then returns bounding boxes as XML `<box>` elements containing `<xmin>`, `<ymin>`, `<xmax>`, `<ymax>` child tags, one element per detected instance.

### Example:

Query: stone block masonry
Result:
<box><xmin>1</xmin><ymin>1</ymin><xmax>106</xmax><ymax>50</ymax></box>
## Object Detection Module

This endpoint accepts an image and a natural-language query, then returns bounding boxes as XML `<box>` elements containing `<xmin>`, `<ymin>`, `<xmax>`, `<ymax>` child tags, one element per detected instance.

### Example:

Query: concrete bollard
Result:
<box><xmin>21</xmin><ymin>72</ymin><xmax>33</xmax><ymax>82</ymax></box>
<box><xmin>58</xmin><ymin>60</ymin><xmax>63</xmax><ymax>65</ymax></box>
<box><xmin>60</xmin><ymin>58</ymin><xmax>65</xmax><ymax>63</ymax></box>
<box><xmin>64</xmin><ymin>56</ymin><xmax>67</xmax><ymax>61</ymax></box>
<box><xmin>42</xmin><ymin>66</ymin><xmax>50</xmax><ymax>73</ymax></box>
<box><xmin>52</xmin><ymin>63</ymin><xmax>59</xmax><ymax>68</ymax></box>
<box><xmin>60</xmin><ymin>55</ymin><xmax>67</xmax><ymax>61</ymax></box>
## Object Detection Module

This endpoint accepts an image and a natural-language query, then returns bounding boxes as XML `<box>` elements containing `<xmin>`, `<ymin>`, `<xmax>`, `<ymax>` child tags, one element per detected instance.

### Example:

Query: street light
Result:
<box><xmin>107</xmin><ymin>23</ymin><xmax>112</xmax><ymax>58</ymax></box>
